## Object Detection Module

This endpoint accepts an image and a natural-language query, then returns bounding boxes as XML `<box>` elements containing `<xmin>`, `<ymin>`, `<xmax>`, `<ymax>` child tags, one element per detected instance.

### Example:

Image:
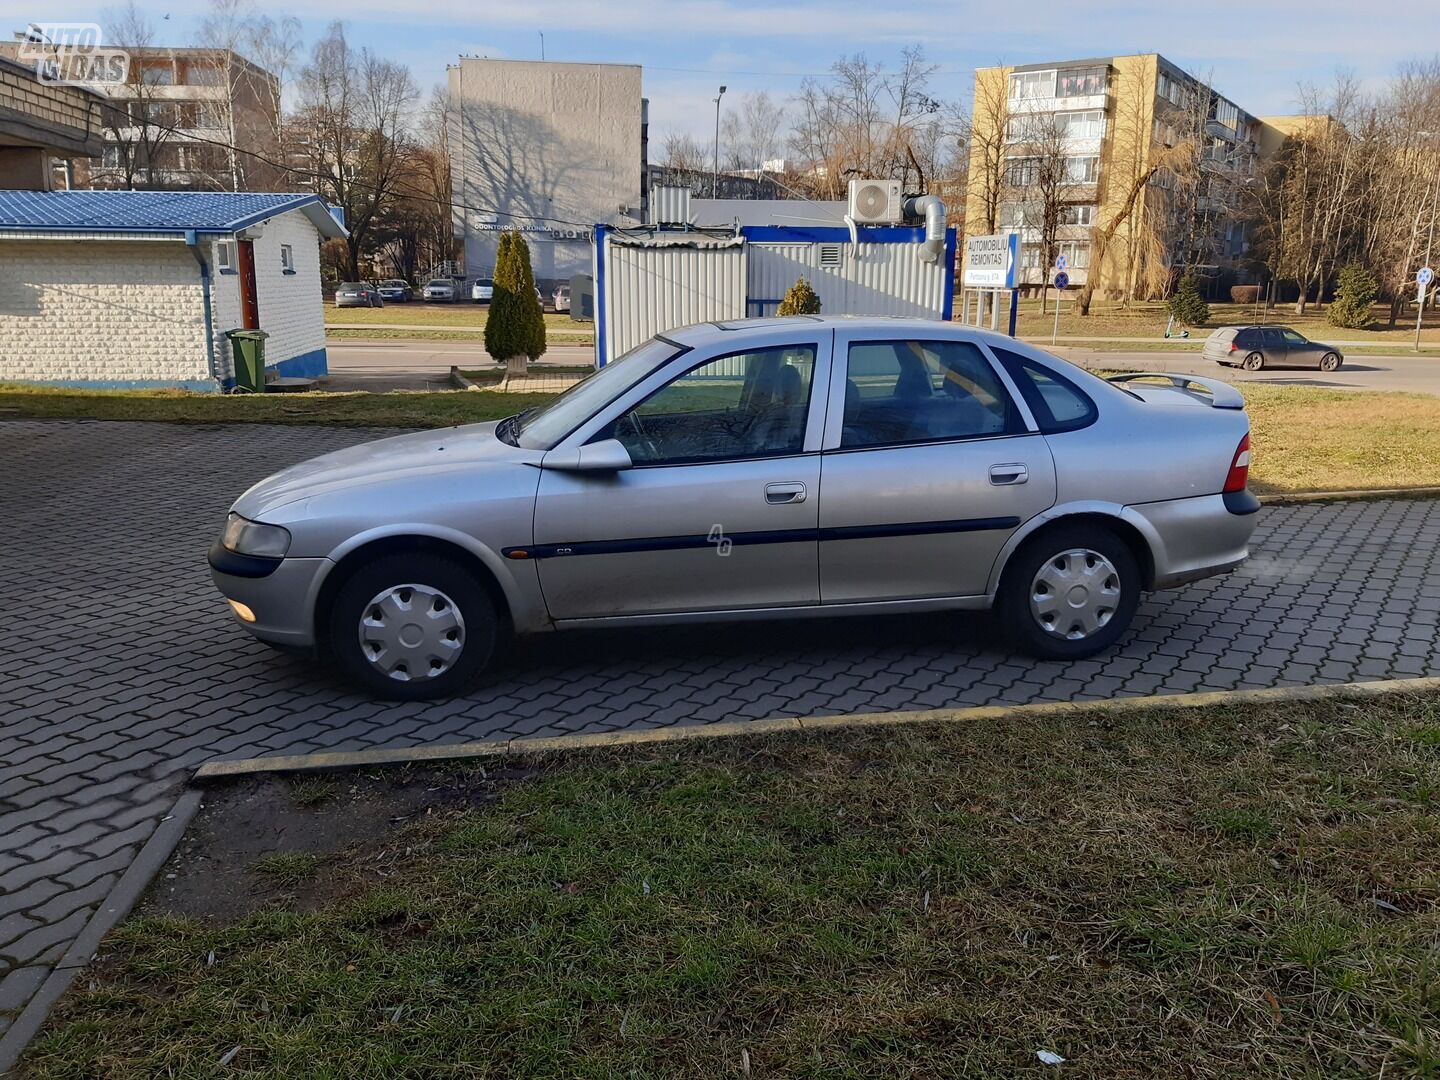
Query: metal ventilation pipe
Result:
<box><xmin>904</xmin><ymin>194</ymin><xmax>946</xmax><ymax>263</ymax></box>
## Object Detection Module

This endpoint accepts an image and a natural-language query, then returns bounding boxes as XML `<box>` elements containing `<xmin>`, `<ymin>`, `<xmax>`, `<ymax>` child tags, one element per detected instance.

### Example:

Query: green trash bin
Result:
<box><xmin>225</xmin><ymin>328</ymin><xmax>269</xmax><ymax>393</ymax></box>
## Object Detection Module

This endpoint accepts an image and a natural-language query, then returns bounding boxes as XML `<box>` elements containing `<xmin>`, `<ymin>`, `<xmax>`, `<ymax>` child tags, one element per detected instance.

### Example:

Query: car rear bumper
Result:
<box><xmin>209</xmin><ymin>552</ymin><xmax>332</xmax><ymax>646</ymax></box>
<box><xmin>1127</xmin><ymin>491</ymin><xmax>1259</xmax><ymax>591</ymax></box>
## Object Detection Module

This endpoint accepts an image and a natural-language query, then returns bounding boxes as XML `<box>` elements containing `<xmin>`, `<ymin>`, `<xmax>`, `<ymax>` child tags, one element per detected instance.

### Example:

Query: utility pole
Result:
<box><xmin>712</xmin><ymin>85</ymin><xmax>726</xmax><ymax>198</ymax></box>
<box><xmin>538</xmin><ymin>32</ymin><xmax>544</xmax><ymax>60</ymax></box>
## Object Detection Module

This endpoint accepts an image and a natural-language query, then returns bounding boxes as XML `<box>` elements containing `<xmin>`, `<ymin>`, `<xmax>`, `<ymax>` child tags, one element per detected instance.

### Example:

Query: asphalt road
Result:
<box><xmin>325</xmin><ymin>337</ymin><xmax>1440</xmax><ymax>396</ymax></box>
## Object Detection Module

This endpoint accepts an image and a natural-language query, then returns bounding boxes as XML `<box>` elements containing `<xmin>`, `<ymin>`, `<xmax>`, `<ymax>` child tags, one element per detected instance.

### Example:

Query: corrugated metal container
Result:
<box><xmin>650</xmin><ymin>186</ymin><xmax>692</xmax><ymax>226</ymax></box>
<box><xmin>602</xmin><ymin>237</ymin><xmax>746</xmax><ymax>361</ymax></box>
<box><xmin>749</xmin><ymin>243</ymin><xmax>945</xmax><ymax>318</ymax></box>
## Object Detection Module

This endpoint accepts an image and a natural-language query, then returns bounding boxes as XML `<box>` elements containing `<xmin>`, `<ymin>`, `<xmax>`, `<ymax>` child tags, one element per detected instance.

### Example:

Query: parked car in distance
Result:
<box><xmin>471</xmin><ymin>277</ymin><xmax>494</xmax><ymax>303</ymax></box>
<box><xmin>377</xmin><ymin>279</ymin><xmax>412</xmax><ymax>303</ymax></box>
<box><xmin>1203</xmin><ymin>326</ymin><xmax>1344</xmax><ymax>372</ymax></box>
<box><xmin>334</xmin><ymin>281</ymin><xmax>382</xmax><ymax>308</ymax></box>
<box><xmin>422</xmin><ymin>278</ymin><xmax>458</xmax><ymax>303</ymax></box>
<box><xmin>210</xmin><ymin>317</ymin><xmax>1259</xmax><ymax>699</ymax></box>
<box><xmin>553</xmin><ymin>285</ymin><xmax>570</xmax><ymax>313</ymax></box>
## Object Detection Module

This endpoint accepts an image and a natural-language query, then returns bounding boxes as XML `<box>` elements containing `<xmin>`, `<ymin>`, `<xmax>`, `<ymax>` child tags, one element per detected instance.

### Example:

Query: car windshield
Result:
<box><xmin>339</xmin><ymin>282</ymin><xmax>363</xmax><ymax>289</ymax></box>
<box><xmin>508</xmin><ymin>338</ymin><xmax>683</xmax><ymax>450</ymax></box>
<box><xmin>477</xmin><ymin>279</ymin><xmax>493</xmax><ymax>287</ymax></box>
<box><xmin>382</xmin><ymin>280</ymin><xmax>405</xmax><ymax>287</ymax></box>
<box><xmin>426</xmin><ymin>279</ymin><xmax>449</xmax><ymax>287</ymax></box>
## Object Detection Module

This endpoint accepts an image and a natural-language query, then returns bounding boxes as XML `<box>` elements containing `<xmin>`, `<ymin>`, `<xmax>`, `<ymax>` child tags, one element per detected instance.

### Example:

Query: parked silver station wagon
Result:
<box><xmin>210</xmin><ymin>317</ymin><xmax>1260</xmax><ymax>699</ymax></box>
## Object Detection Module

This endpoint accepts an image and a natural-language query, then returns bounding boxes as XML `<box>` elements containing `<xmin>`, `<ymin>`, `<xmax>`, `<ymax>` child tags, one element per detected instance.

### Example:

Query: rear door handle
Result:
<box><xmin>765</xmin><ymin>482</ymin><xmax>807</xmax><ymax>504</ymax></box>
<box><xmin>989</xmin><ymin>463</ymin><xmax>1028</xmax><ymax>486</ymax></box>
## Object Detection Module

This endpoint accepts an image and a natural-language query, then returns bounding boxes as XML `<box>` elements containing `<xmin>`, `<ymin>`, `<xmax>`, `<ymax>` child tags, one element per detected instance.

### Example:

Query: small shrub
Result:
<box><xmin>1168</xmin><ymin>274</ymin><xmax>1210</xmax><ymax>327</ymax></box>
<box><xmin>777</xmin><ymin>276</ymin><xmax>822</xmax><ymax>315</ymax></box>
<box><xmin>485</xmin><ymin>230</ymin><xmax>547</xmax><ymax>370</ymax></box>
<box><xmin>1326</xmin><ymin>263</ymin><xmax>1379</xmax><ymax>329</ymax></box>
<box><xmin>1230</xmin><ymin>284</ymin><xmax>1261</xmax><ymax>304</ymax></box>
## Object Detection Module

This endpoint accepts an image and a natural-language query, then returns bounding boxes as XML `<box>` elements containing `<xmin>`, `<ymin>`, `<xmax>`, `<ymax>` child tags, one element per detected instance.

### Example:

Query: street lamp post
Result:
<box><xmin>712</xmin><ymin>85</ymin><xmax>727</xmax><ymax>198</ymax></box>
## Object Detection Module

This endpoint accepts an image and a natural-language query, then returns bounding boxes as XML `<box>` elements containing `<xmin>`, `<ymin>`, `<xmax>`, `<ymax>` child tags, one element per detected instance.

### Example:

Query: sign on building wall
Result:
<box><xmin>962</xmin><ymin>233</ymin><xmax>1021</xmax><ymax>289</ymax></box>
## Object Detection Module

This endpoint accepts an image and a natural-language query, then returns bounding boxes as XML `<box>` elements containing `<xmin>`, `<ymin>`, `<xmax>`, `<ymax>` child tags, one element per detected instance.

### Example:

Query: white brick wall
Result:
<box><xmin>0</xmin><ymin>240</ymin><xmax>211</xmax><ymax>386</ymax></box>
<box><xmin>208</xmin><ymin>212</ymin><xmax>327</xmax><ymax>379</ymax></box>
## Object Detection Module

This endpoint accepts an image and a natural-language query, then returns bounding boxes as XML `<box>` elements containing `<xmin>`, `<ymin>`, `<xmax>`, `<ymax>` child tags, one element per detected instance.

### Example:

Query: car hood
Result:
<box><xmin>232</xmin><ymin>422</ymin><xmax>538</xmax><ymax>521</ymax></box>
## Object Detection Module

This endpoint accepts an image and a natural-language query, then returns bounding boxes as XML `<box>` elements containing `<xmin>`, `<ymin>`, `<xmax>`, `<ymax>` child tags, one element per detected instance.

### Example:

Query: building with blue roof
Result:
<box><xmin>0</xmin><ymin>189</ymin><xmax>347</xmax><ymax>390</ymax></box>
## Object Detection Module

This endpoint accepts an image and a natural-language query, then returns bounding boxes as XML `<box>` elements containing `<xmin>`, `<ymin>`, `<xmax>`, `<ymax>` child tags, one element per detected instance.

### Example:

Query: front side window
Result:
<box><xmin>841</xmin><ymin>340</ymin><xmax>1019</xmax><ymax>449</ymax></box>
<box><xmin>992</xmin><ymin>348</ymin><xmax>1097</xmax><ymax>433</ymax></box>
<box><xmin>603</xmin><ymin>345</ymin><xmax>817</xmax><ymax>466</ymax></box>
<box><xmin>1281</xmin><ymin>329</ymin><xmax>1307</xmax><ymax>345</ymax></box>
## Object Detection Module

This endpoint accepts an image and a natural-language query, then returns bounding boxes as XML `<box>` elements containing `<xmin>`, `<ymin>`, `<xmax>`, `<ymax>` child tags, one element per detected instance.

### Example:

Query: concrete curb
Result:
<box><xmin>1258</xmin><ymin>485</ymin><xmax>1440</xmax><ymax>506</ymax></box>
<box><xmin>448</xmin><ymin>366</ymin><xmax>480</xmax><ymax>392</ymax></box>
<box><xmin>192</xmin><ymin>676</ymin><xmax>1440</xmax><ymax>784</ymax></box>
<box><xmin>0</xmin><ymin>789</ymin><xmax>203</xmax><ymax>1076</ymax></box>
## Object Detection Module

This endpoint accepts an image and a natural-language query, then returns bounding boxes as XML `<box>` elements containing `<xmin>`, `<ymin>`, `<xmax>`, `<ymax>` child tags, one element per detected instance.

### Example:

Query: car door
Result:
<box><xmin>817</xmin><ymin>332</ymin><xmax>1057</xmax><ymax>604</ymax></box>
<box><xmin>1280</xmin><ymin>328</ymin><xmax>1316</xmax><ymax>366</ymax></box>
<box><xmin>532</xmin><ymin>337</ymin><xmax>830</xmax><ymax>619</ymax></box>
<box><xmin>1261</xmin><ymin>328</ymin><xmax>1289</xmax><ymax>366</ymax></box>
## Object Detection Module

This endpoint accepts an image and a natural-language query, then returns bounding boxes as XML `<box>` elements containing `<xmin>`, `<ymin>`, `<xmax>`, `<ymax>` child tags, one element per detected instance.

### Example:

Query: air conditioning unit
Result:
<box><xmin>847</xmin><ymin>178</ymin><xmax>904</xmax><ymax>224</ymax></box>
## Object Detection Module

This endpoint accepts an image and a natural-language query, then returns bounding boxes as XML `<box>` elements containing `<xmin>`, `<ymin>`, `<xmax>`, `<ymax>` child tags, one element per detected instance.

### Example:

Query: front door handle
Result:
<box><xmin>989</xmin><ymin>463</ymin><xmax>1028</xmax><ymax>486</ymax></box>
<box><xmin>765</xmin><ymin>482</ymin><xmax>807</xmax><ymax>504</ymax></box>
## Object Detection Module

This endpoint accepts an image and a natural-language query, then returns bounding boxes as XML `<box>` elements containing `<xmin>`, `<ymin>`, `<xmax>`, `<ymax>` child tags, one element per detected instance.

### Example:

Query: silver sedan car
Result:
<box><xmin>210</xmin><ymin>317</ymin><xmax>1259</xmax><ymax>699</ymax></box>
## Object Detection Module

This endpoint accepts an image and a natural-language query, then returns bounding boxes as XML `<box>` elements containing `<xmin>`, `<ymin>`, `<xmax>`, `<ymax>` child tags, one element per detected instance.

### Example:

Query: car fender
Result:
<box><xmin>321</xmin><ymin>522</ymin><xmax>550</xmax><ymax>633</ymax></box>
<box><xmin>983</xmin><ymin>500</ymin><xmax>1167</xmax><ymax>598</ymax></box>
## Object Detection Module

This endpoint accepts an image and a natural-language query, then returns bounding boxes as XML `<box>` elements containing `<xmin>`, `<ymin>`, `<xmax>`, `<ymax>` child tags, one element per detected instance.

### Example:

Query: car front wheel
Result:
<box><xmin>327</xmin><ymin>553</ymin><xmax>497</xmax><ymax>700</ymax></box>
<box><xmin>1319</xmin><ymin>352</ymin><xmax>1341</xmax><ymax>372</ymax></box>
<box><xmin>996</xmin><ymin>524</ymin><xmax>1141</xmax><ymax>661</ymax></box>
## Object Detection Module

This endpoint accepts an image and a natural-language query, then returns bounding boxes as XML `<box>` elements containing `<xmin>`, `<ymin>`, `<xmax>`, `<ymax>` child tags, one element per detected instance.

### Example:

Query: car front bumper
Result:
<box><xmin>208</xmin><ymin>543</ymin><xmax>332</xmax><ymax>646</ymax></box>
<box><xmin>1128</xmin><ymin>490</ymin><xmax>1260</xmax><ymax>590</ymax></box>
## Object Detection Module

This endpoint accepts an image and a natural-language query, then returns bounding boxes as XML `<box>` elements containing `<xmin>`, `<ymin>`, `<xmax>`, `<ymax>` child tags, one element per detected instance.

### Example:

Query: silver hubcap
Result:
<box><xmin>1029</xmin><ymin>548</ymin><xmax>1122</xmax><ymax>641</ymax></box>
<box><xmin>358</xmin><ymin>584</ymin><xmax>465</xmax><ymax>682</ymax></box>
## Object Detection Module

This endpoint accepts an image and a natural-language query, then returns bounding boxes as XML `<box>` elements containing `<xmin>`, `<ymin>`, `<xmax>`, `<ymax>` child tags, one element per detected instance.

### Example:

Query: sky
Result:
<box><xmin>4</xmin><ymin>0</ymin><xmax>1438</xmax><ymax>143</ymax></box>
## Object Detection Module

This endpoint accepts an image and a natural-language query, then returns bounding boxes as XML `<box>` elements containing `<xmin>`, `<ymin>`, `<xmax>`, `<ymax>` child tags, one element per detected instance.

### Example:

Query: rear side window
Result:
<box><xmin>991</xmin><ymin>347</ymin><xmax>1097</xmax><ymax>434</ymax></box>
<box><xmin>840</xmin><ymin>339</ymin><xmax>1021</xmax><ymax>449</ymax></box>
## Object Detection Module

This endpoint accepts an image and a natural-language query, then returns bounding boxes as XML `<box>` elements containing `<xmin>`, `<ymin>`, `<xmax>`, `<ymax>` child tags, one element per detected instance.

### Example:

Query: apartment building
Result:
<box><xmin>965</xmin><ymin>54</ymin><xmax>1286</xmax><ymax>298</ymax></box>
<box><xmin>0</xmin><ymin>41</ymin><xmax>281</xmax><ymax>191</ymax></box>
<box><xmin>448</xmin><ymin>58</ymin><xmax>645</xmax><ymax>283</ymax></box>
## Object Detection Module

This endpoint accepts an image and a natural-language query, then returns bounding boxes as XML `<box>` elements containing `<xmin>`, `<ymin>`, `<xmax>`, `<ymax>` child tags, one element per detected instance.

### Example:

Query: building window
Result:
<box><xmin>186</xmin><ymin>63</ymin><xmax>222</xmax><ymax>86</ymax></box>
<box><xmin>1054</xmin><ymin>110</ymin><xmax>1104</xmax><ymax>140</ymax></box>
<box><xmin>139</xmin><ymin>62</ymin><xmax>173</xmax><ymax>86</ymax></box>
<box><xmin>1058</xmin><ymin>205</ymin><xmax>1095</xmax><ymax>227</ymax></box>
<box><xmin>215</xmin><ymin>241</ymin><xmax>236</xmax><ymax>273</ymax></box>
<box><xmin>1213</xmin><ymin>99</ymin><xmax>1239</xmax><ymax>131</ymax></box>
<box><xmin>1064</xmin><ymin>155</ymin><xmax>1099</xmax><ymax>183</ymax></box>
<box><xmin>1056</xmin><ymin>66</ymin><xmax>1106</xmax><ymax>98</ymax></box>
<box><xmin>100</xmin><ymin>144</ymin><xmax>121</xmax><ymax>168</ymax></box>
<box><xmin>1004</xmin><ymin>157</ymin><xmax>1040</xmax><ymax>186</ymax></box>
<box><xmin>280</xmin><ymin>244</ymin><xmax>295</xmax><ymax>274</ymax></box>
<box><xmin>1008</xmin><ymin>69</ymin><xmax>1055</xmax><ymax>100</ymax></box>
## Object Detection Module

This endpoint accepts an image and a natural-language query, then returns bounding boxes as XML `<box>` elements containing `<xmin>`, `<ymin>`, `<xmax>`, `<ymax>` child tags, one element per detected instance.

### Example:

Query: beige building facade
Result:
<box><xmin>965</xmin><ymin>53</ymin><xmax>1301</xmax><ymax>299</ymax></box>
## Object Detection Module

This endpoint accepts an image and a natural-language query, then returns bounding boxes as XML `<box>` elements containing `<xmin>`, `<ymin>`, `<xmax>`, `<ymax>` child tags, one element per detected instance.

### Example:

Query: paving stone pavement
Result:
<box><xmin>3</xmin><ymin>418</ymin><xmax>1440</xmax><ymax>1044</ymax></box>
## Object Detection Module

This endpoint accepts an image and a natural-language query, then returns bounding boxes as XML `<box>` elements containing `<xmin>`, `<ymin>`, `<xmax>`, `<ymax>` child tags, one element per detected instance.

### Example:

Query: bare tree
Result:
<box><xmin>720</xmin><ymin>91</ymin><xmax>785</xmax><ymax>171</ymax></box>
<box><xmin>965</xmin><ymin>65</ymin><xmax>1010</xmax><ymax>235</ymax></box>
<box><xmin>97</xmin><ymin>2</ymin><xmax>170</xmax><ymax>189</ymax></box>
<box><xmin>294</xmin><ymin>21</ymin><xmax>418</xmax><ymax>279</ymax></box>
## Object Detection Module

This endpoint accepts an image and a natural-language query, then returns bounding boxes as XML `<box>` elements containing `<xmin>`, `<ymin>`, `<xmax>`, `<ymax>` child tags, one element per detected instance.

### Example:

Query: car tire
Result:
<box><xmin>327</xmin><ymin>552</ymin><xmax>497</xmax><ymax>700</ymax></box>
<box><xmin>1319</xmin><ymin>352</ymin><xmax>1341</xmax><ymax>372</ymax></box>
<box><xmin>996</xmin><ymin>523</ymin><xmax>1142</xmax><ymax>661</ymax></box>
<box><xmin>1242</xmin><ymin>352</ymin><xmax>1265</xmax><ymax>371</ymax></box>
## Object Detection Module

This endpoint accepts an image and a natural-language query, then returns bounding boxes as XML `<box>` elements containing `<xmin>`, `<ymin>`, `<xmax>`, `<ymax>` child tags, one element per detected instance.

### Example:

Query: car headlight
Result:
<box><xmin>222</xmin><ymin>512</ymin><xmax>291</xmax><ymax>558</ymax></box>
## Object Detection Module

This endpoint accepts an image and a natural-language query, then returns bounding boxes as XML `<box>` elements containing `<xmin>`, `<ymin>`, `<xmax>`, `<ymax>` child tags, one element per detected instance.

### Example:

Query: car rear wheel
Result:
<box><xmin>1319</xmin><ymin>352</ymin><xmax>1341</xmax><ymax>372</ymax></box>
<box><xmin>327</xmin><ymin>553</ymin><xmax>497</xmax><ymax>700</ymax></box>
<box><xmin>1242</xmin><ymin>352</ymin><xmax>1265</xmax><ymax>371</ymax></box>
<box><xmin>996</xmin><ymin>523</ymin><xmax>1141</xmax><ymax>661</ymax></box>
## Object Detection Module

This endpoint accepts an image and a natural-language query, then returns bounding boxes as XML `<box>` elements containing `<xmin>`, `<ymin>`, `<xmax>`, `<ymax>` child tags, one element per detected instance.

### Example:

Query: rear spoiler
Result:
<box><xmin>1106</xmin><ymin>372</ymin><xmax>1246</xmax><ymax>410</ymax></box>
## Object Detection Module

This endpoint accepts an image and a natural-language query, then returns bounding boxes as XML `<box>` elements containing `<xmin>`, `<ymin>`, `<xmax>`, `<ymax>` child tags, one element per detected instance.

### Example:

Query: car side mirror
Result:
<box><xmin>542</xmin><ymin>438</ymin><xmax>633</xmax><ymax>473</ymax></box>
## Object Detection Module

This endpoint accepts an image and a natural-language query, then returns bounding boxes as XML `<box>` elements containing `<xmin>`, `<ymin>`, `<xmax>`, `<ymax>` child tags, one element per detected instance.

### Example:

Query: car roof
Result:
<box><xmin>661</xmin><ymin>315</ymin><xmax>1031</xmax><ymax>351</ymax></box>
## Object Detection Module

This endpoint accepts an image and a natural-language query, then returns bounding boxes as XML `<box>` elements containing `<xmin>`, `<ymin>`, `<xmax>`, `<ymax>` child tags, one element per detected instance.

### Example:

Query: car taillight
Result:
<box><xmin>1223</xmin><ymin>432</ymin><xmax>1251</xmax><ymax>493</ymax></box>
<box><xmin>1228</xmin><ymin>341</ymin><xmax>1239</xmax><ymax>352</ymax></box>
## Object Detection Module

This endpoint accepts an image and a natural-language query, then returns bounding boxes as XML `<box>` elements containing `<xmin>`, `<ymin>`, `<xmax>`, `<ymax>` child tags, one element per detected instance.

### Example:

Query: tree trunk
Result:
<box><xmin>1388</xmin><ymin>293</ymin><xmax>1402</xmax><ymax>329</ymax></box>
<box><xmin>504</xmin><ymin>354</ymin><xmax>529</xmax><ymax>380</ymax></box>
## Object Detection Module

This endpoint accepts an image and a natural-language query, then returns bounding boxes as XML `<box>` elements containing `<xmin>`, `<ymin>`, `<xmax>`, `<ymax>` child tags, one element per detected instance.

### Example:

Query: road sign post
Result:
<box><xmin>1051</xmin><ymin>270</ymin><xmax>1069</xmax><ymax>346</ymax></box>
<box><xmin>1419</xmin><ymin>267</ymin><xmax>1435</xmax><ymax>352</ymax></box>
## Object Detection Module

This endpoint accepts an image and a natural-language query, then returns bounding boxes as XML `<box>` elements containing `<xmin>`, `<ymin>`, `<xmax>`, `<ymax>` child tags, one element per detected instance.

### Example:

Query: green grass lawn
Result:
<box><xmin>1012</xmin><ymin>298</ymin><xmax>1440</xmax><ymax>345</ymax></box>
<box><xmin>20</xmin><ymin>692</ymin><xmax>1440</xmax><ymax>1078</ymax></box>
<box><xmin>2</xmin><ymin>381</ymin><xmax>1438</xmax><ymax>496</ymax></box>
<box><xmin>327</xmin><ymin>327</ymin><xmax>595</xmax><ymax>345</ymax></box>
